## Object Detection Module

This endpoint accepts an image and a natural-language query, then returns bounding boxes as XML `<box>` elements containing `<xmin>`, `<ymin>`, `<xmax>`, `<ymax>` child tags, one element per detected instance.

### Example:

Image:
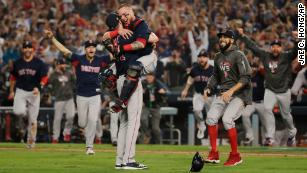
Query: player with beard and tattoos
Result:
<box><xmin>9</xmin><ymin>41</ymin><xmax>49</xmax><ymax>148</ymax></box>
<box><xmin>203</xmin><ymin>29</ymin><xmax>252</xmax><ymax>166</ymax></box>
<box><xmin>237</xmin><ymin>28</ymin><xmax>299</xmax><ymax>147</ymax></box>
<box><xmin>181</xmin><ymin>49</ymin><xmax>214</xmax><ymax>140</ymax></box>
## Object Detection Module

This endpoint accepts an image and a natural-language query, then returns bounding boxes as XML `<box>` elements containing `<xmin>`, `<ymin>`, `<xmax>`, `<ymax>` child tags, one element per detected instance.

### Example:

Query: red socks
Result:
<box><xmin>227</xmin><ymin>128</ymin><xmax>238</xmax><ymax>153</ymax></box>
<box><xmin>208</xmin><ymin>125</ymin><xmax>218</xmax><ymax>152</ymax></box>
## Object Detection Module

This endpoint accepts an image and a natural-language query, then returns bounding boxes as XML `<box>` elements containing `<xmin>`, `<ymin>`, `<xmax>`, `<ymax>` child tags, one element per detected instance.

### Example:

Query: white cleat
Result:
<box><xmin>197</xmin><ymin>122</ymin><xmax>206</xmax><ymax>139</ymax></box>
<box><xmin>86</xmin><ymin>148</ymin><xmax>95</xmax><ymax>155</ymax></box>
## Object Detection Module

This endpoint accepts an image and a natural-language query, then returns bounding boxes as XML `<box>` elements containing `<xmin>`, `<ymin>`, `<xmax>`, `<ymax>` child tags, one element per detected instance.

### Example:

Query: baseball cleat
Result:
<box><xmin>287</xmin><ymin>136</ymin><xmax>296</xmax><ymax>147</ymax></box>
<box><xmin>51</xmin><ymin>139</ymin><xmax>59</xmax><ymax>144</ymax></box>
<box><xmin>63</xmin><ymin>134</ymin><xmax>71</xmax><ymax>142</ymax></box>
<box><xmin>122</xmin><ymin>162</ymin><xmax>148</xmax><ymax>170</ymax></box>
<box><xmin>26</xmin><ymin>138</ymin><xmax>35</xmax><ymax>149</ymax></box>
<box><xmin>223</xmin><ymin>152</ymin><xmax>243</xmax><ymax>166</ymax></box>
<box><xmin>263</xmin><ymin>138</ymin><xmax>274</xmax><ymax>146</ymax></box>
<box><xmin>115</xmin><ymin>164</ymin><xmax>124</xmax><ymax>169</ymax></box>
<box><xmin>112</xmin><ymin>141</ymin><xmax>117</xmax><ymax>147</ymax></box>
<box><xmin>243</xmin><ymin>138</ymin><xmax>253</xmax><ymax>146</ymax></box>
<box><xmin>197</xmin><ymin>122</ymin><xmax>206</xmax><ymax>139</ymax></box>
<box><xmin>86</xmin><ymin>148</ymin><xmax>95</xmax><ymax>155</ymax></box>
<box><xmin>205</xmin><ymin>150</ymin><xmax>220</xmax><ymax>163</ymax></box>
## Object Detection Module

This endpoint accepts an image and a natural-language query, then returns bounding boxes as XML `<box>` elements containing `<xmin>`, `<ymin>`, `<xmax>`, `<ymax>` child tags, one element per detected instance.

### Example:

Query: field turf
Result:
<box><xmin>0</xmin><ymin>143</ymin><xmax>306</xmax><ymax>173</ymax></box>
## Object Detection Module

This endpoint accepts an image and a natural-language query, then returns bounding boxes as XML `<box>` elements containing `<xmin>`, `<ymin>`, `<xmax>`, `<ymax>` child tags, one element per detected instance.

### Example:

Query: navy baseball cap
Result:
<box><xmin>270</xmin><ymin>39</ymin><xmax>282</xmax><ymax>46</ymax></box>
<box><xmin>23</xmin><ymin>41</ymin><xmax>33</xmax><ymax>48</ymax></box>
<box><xmin>84</xmin><ymin>40</ymin><xmax>97</xmax><ymax>48</ymax></box>
<box><xmin>56</xmin><ymin>58</ymin><xmax>67</xmax><ymax>65</ymax></box>
<box><xmin>106</xmin><ymin>12</ymin><xmax>120</xmax><ymax>30</ymax></box>
<box><xmin>198</xmin><ymin>49</ymin><xmax>209</xmax><ymax>57</ymax></box>
<box><xmin>217</xmin><ymin>29</ymin><xmax>235</xmax><ymax>39</ymax></box>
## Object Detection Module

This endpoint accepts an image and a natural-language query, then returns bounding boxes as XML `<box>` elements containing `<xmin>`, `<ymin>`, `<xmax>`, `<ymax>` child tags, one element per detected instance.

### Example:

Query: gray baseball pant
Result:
<box><xmin>95</xmin><ymin>116</ymin><xmax>103</xmax><ymax>139</ymax></box>
<box><xmin>13</xmin><ymin>88</ymin><xmax>40</xmax><ymax>143</ymax></box>
<box><xmin>193</xmin><ymin>93</ymin><xmax>213</xmax><ymax>123</ymax></box>
<box><xmin>76</xmin><ymin>95</ymin><xmax>101</xmax><ymax>148</ymax></box>
<box><xmin>242</xmin><ymin>101</ymin><xmax>267</xmax><ymax>140</ymax></box>
<box><xmin>263</xmin><ymin>89</ymin><xmax>297</xmax><ymax>139</ymax></box>
<box><xmin>116</xmin><ymin>75</ymin><xmax>143</xmax><ymax>165</ymax></box>
<box><xmin>291</xmin><ymin>67</ymin><xmax>307</xmax><ymax>95</ymax></box>
<box><xmin>206</xmin><ymin>96</ymin><xmax>244</xmax><ymax>130</ymax></box>
<box><xmin>52</xmin><ymin>98</ymin><xmax>75</xmax><ymax>140</ymax></box>
<box><xmin>110</xmin><ymin>101</ymin><xmax>119</xmax><ymax>143</ymax></box>
<box><xmin>115</xmin><ymin>51</ymin><xmax>157</xmax><ymax>165</ymax></box>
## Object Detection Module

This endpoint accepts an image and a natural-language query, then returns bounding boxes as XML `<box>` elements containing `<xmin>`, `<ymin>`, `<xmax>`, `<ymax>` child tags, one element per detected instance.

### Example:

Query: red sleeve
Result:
<box><xmin>109</xmin><ymin>29</ymin><xmax>119</xmax><ymax>39</ymax></box>
<box><xmin>9</xmin><ymin>75</ymin><xmax>16</xmax><ymax>81</ymax></box>
<box><xmin>136</xmin><ymin>38</ymin><xmax>147</xmax><ymax>46</ymax></box>
<box><xmin>101</xmin><ymin>62</ymin><xmax>108</xmax><ymax>68</ymax></box>
<box><xmin>122</xmin><ymin>38</ymin><xmax>147</xmax><ymax>52</ymax></box>
<box><xmin>40</xmin><ymin>76</ymin><xmax>48</xmax><ymax>86</ymax></box>
<box><xmin>72</xmin><ymin>60</ymin><xmax>80</xmax><ymax>68</ymax></box>
<box><xmin>259</xmin><ymin>67</ymin><xmax>265</xmax><ymax>76</ymax></box>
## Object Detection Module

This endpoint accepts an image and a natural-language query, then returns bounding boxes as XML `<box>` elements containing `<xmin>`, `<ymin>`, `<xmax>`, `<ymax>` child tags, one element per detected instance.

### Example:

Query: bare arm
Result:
<box><xmin>148</xmin><ymin>32</ymin><xmax>159</xmax><ymax>43</ymax></box>
<box><xmin>181</xmin><ymin>76</ymin><xmax>194</xmax><ymax>98</ymax></box>
<box><xmin>44</xmin><ymin>30</ymin><xmax>72</xmax><ymax>56</ymax></box>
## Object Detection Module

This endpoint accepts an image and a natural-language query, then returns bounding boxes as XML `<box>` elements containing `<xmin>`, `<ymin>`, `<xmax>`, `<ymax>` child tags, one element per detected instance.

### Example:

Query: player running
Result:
<box><xmin>9</xmin><ymin>41</ymin><xmax>49</xmax><ymax>148</ymax></box>
<box><xmin>237</xmin><ymin>28</ymin><xmax>299</xmax><ymax>146</ymax></box>
<box><xmin>45</xmin><ymin>30</ymin><xmax>110</xmax><ymax>155</ymax></box>
<box><xmin>181</xmin><ymin>49</ymin><xmax>214</xmax><ymax>139</ymax></box>
<box><xmin>203</xmin><ymin>29</ymin><xmax>252</xmax><ymax>166</ymax></box>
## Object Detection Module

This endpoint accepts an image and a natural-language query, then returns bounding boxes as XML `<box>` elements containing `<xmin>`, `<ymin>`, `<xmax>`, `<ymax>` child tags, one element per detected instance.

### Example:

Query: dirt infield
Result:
<box><xmin>1</xmin><ymin>146</ymin><xmax>307</xmax><ymax>158</ymax></box>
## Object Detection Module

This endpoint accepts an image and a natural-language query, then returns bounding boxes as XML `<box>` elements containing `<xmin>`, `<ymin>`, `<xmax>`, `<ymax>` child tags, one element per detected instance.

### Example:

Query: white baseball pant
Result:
<box><xmin>206</xmin><ymin>96</ymin><xmax>244</xmax><ymax>130</ymax></box>
<box><xmin>263</xmin><ymin>89</ymin><xmax>297</xmax><ymax>139</ymax></box>
<box><xmin>52</xmin><ymin>98</ymin><xmax>75</xmax><ymax>140</ymax></box>
<box><xmin>13</xmin><ymin>88</ymin><xmax>40</xmax><ymax>143</ymax></box>
<box><xmin>76</xmin><ymin>95</ymin><xmax>101</xmax><ymax>148</ymax></box>
<box><xmin>241</xmin><ymin>101</ymin><xmax>266</xmax><ymax>140</ymax></box>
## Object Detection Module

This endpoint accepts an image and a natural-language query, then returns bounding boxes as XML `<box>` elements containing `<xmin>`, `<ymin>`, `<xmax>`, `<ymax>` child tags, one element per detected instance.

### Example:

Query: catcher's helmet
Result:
<box><xmin>106</xmin><ymin>12</ymin><xmax>120</xmax><ymax>30</ymax></box>
<box><xmin>190</xmin><ymin>152</ymin><xmax>205</xmax><ymax>172</ymax></box>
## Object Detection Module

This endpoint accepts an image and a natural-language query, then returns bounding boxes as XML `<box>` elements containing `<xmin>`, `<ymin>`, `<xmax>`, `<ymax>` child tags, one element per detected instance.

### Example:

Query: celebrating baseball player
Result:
<box><xmin>45</xmin><ymin>30</ymin><xmax>110</xmax><ymax>155</ymax></box>
<box><xmin>203</xmin><ymin>29</ymin><xmax>252</xmax><ymax>166</ymax></box>
<box><xmin>9</xmin><ymin>41</ymin><xmax>49</xmax><ymax>148</ymax></box>
<box><xmin>101</xmin><ymin>5</ymin><xmax>159</xmax><ymax>169</ymax></box>
<box><xmin>48</xmin><ymin>58</ymin><xmax>76</xmax><ymax>143</ymax></box>
<box><xmin>181</xmin><ymin>49</ymin><xmax>214</xmax><ymax>139</ymax></box>
<box><xmin>237</xmin><ymin>28</ymin><xmax>298</xmax><ymax>146</ymax></box>
<box><xmin>241</xmin><ymin>61</ymin><xmax>267</xmax><ymax>145</ymax></box>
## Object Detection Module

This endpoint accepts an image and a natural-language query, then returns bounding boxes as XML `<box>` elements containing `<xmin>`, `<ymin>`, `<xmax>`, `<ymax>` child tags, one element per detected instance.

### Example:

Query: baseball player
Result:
<box><xmin>48</xmin><ymin>58</ymin><xmax>75</xmax><ymax>143</ymax></box>
<box><xmin>203</xmin><ymin>29</ymin><xmax>252</xmax><ymax>166</ymax></box>
<box><xmin>291</xmin><ymin>66</ymin><xmax>307</xmax><ymax>101</ymax></box>
<box><xmin>237</xmin><ymin>28</ymin><xmax>298</xmax><ymax>146</ymax></box>
<box><xmin>241</xmin><ymin>62</ymin><xmax>267</xmax><ymax>145</ymax></box>
<box><xmin>9</xmin><ymin>41</ymin><xmax>49</xmax><ymax>148</ymax></box>
<box><xmin>181</xmin><ymin>49</ymin><xmax>214</xmax><ymax>139</ymax></box>
<box><xmin>45</xmin><ymin>30</ymin><xmax>111</xmax><ymax>155</ymax></box>
<box><xmin>101</xmin><ymin>7</ymin><xmax>158</xmax><ymax>169</ymax></box>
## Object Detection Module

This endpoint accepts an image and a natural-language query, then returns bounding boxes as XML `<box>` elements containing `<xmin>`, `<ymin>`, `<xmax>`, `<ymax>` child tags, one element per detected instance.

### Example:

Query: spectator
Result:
<box><xmin>164</xmin><ymin>49</ymin><xmax>186</xmax><ymax>88</ymax></box>
<box><xmin>139</xmin><ymin>72</ymin><xmax>166</xmax><ymax>144</ymax></box>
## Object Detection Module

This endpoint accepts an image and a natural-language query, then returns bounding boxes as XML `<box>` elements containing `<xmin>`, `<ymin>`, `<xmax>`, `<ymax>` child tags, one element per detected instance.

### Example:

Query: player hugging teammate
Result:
<box><xmin>99</xmin><ymin>4</ymin><xmax>159</xmax><ymax>170</ymax></box>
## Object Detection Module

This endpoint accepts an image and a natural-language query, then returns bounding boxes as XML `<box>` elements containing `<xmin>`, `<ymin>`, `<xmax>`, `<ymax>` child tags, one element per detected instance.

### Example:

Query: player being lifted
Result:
<box><xmin>100</xmin><ymin>5</ymin><xmax>158</xmax><ymax>169</ymax></box>
<box><xmin>181</xmin><ymin>49</ymin><xmax>214</xmax><ymax>140</ymax></box>
<box><xmin>203</xmin><ymin>29</ymin><xmax>252</xmax><ymax>166</ymax></box>
<box><xmin>237</xmin><ymin>28</ymin><xmax>299</xmax><ymax>146</ymax></box>
<box><xmin>44</xmin><ymin>30</ymin><xmax>110</xmax><ymax>155</ymax></box>
<box><xmin>9</xmin><ymin>41</ymin><xmax>49</xmax><ymax>148</ymax></box>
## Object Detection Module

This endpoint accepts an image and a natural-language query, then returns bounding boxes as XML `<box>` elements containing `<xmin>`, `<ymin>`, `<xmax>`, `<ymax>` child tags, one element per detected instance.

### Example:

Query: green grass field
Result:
<box><xmin>0</xmin><ymin>143</ymin><xmax>307</xmax><ymax>173</ymax></box>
